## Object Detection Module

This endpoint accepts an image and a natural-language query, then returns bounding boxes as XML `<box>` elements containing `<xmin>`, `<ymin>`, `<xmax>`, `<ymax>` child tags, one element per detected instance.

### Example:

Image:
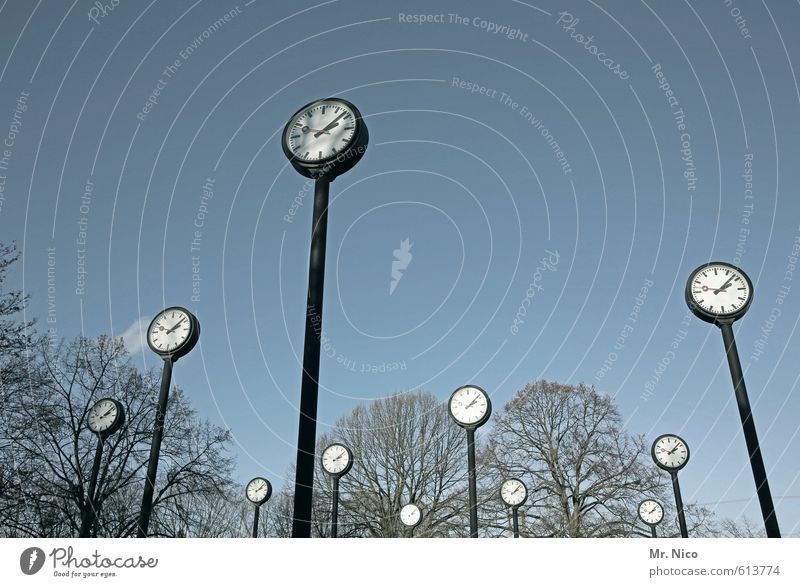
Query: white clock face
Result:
<box><xmin>148</xmin><ymin>309</ymin><xmax>192</xmax><ymax>354</ymax></box>
<box><xmin>689</xmin><ymin>264</ymin><xmax>750</xmax><ymax>316</ymax></box>
<box><xmin>285</xmin><ymin>100</ymin><xmax>357</xmax><ymax>163</ymax></box>
<box><xmin>653</xmin><ymin>435</ymin><xmax>689</xmax><ymax>470</ymax></box>
<box><xmin>449</xmin><ymin>386</ymin><xmax>490</xmax><ymax>426</ymax></box>
<box><xmin>246</xmin><ymin>478</ymin><xmax>271</xmax><ymax>504</ymax></box>
<box><xmin>321</xmin><ymin>444</ymin><xmax>351</xmax><ymax>475</ymax></box>
<box><xmin>87</xmin><ymin>399</ymin><xmax>119</xmax><ymax>433</ymax></box>
<box><xmin>639</xmin><ymin>500</ymin><xmax>664</xmax><ymax>525</ymax></box>
<box><xmin>500</xmin><ymin>478</ymin><xmax>527</xmax><ymax>507</ymax></box>
<box><xmin>400</xmin><ymin>504</ymin><xmax>422</xmax><ymax>527</ymax></box>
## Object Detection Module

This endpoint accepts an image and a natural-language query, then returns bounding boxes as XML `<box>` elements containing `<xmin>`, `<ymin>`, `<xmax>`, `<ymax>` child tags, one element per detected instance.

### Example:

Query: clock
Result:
<box><xmin>86</xmin><ymin>398</ymin><xmax>125</xmax><ymax>436</ymax></box>
<box><xmin>245</xmin><ymin>477</ymin><xmax>272</xmax><ymax>505</ymax></box>
<box><xmin>399</xmin><ymin>503</ymin><xmax>422</xmax><ymax>529</ymax></box>
<box><xmin>282</xmin><ymin>98</ymin><xmax>369</xmax><ymax>179</ymax></box>
<box><xmin>500</xmin><ymin>478</ymin><xmax>528</xmax><ymax>508</ymax></box>
<box><xmin>685</xmin><ymin>262</ymin><xmax>753</xmax><ymax>324</ymax></box>
<box><xmin>321</xmin><ymin>443</ymin><xmax>353</xmax><ymax>477</ymax></box>
<box><xmin>146</xmin><ymin>307</ymin><xmax>200</xmax><ymax>360</ymax></box>
<box><xmin>638</xmin><ymin>499</ymin><xmax>664</xmax><ymax>526</ymax></box>
<box><xmin>652</xmin><ymin>434</ymin><xmax>690</xmax><ymax>472</ymax></box>
<box><xmin>448</xmin><ymin>385</ymin><xmax>492</xmax><ymax>428</ymax></box>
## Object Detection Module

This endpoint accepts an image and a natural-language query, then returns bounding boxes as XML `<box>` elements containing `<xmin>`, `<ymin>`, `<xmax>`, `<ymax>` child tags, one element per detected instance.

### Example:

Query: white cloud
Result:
<box><xmin>121</xmin><ymin>316</ymin><xmax>151</xmax><ymax>355</ymax></box>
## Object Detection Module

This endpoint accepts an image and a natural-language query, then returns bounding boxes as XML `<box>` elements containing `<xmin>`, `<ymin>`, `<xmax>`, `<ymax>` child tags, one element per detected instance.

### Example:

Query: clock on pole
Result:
<box><xmin>320</xmin><ymin>442</ymin><xmax>354</xmax><ymax>538</ymax></box>
<box><xmin>638</xmin><ymin>499</ymin><xmax>664</xmax><ymax>538</ymax></box>
<box><xmin>652</xmin><ymin>434</ymin><xmax>690</xmax><ymax>538</ymax></box>
<box><xmin>246</xmin><ymin>477</ymin><xmax>273</xmax><ymax>538</ymax></box>
<box><xmin>500</xmin><ymin>478</ymin><xmax>528</xmax><ymax>538</ymax></box>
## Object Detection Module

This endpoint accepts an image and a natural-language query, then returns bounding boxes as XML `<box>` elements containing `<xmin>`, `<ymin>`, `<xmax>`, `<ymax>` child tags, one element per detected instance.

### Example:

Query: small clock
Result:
<box><xmin>245</xmin><ymin>477</ymin><xmax>272</xmax><ymax>505</ymax></box>
<box><xmin>321</xmin><ymin>443</ymin><xmax>353</xmax><ymax>477</ymax></box>
<box><xmin>282</xmin><ymin>98</ymin><xmax>369</xmax><ymax>179</ymax></box>
<box><xmin>147</xmin><ymin>307</ymin><xmax>200</xmax><ymax>360</ymax></box>
<box><xmin>638</xmin><ymin>499</ymin><xmax>664</xmax><ymax>526</ymax></box>
<box><xmin>86</xmin><ymin>398</ymin><xmax>125</xmax><ymax>436</ymax></box>
<box><xmin>500</xmin><ymin>478</ymin><xmax>528</xmax><ymax>508</ymax></box>
<box><xmin>685</xmin><ymin>262</ymin><xmax>753</xmax><ymax>325</ymax></box>
<box><xmin>399</xmin><ymin>503</ymin><xmax>422</xmax><ymax>529</ymax></box>
<box><xmin>652</xmin><ymin>434</ymin><xmax>690</xmax><ymax>472</ymax></box>
<box><xmin>448</xmin><ymin>385</ymin><xmax>492</xmax><ymax>428</ymax></box>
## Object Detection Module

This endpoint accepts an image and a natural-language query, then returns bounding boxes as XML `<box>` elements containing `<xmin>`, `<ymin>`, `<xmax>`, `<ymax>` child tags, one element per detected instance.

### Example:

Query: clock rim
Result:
<box><xmin>146</xmin><ymin>306</ymin><xmax>200</xmax><ymax>360</ymax></box>
<box><xmin>685</xmin><ymin>261</ymin><xmax>753</xmax><ymax>325</ymax></box>
<box><xmin>399</xmin><ymin>503</ymin><xmax>422</xmax><ymax>528</ymax></box>
<box><xmin>87</xmin><ymin>397</ymin><xmax>125</xmax><ymax>436</ymax></box>
<box><xmin>320</xmin><ymin>442</ymin><xmax>354</xmax><ymax>477</ymax></box>
<box><xmin>651</xmin><ymin>433</ymin><xmax>691</xmax><ymax>472</ymax></box>
<box><xmin>499</xmin><ymin>477</ymin><xmax>529</xmax><ymax>507</ymax></box>
<box><xmin>448</xmin><ymin>385</ymin><xmax>492</xmax><ymax>429</ymax></box>
<box><xmin>637</xmin><ymin>499</ymin><xmax>664</xmax><ymax>526</ymax></box>
<box><xmin>281</xmin><ymin>97</ymin><xmax>368</xmax><ymax>179</ymax></box>
<box><xmin>245</xmin><ymin>476</ymin><xmax>273</xmax><ymax>505</ymax></box>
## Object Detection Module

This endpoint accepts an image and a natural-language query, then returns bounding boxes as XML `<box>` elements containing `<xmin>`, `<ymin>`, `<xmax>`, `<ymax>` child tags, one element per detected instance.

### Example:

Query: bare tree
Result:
<box><xmin>0</xmin><ymin>335</ymin><xmax>234</xmax><ymax>538</ymax></box>
<box><xmin>481</xmin><ymin>380</ymin><xmax>664</xmax><ymax>537</ymax></box>
<box><xmin>306</xmin><ymin>391</ymin><xmax>469</xmax><ymax>537</ymax></box>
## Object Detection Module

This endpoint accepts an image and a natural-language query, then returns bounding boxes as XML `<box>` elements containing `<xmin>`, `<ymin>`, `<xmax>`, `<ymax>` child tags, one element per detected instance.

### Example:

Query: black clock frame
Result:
<box><xmin>399</xmin><ymin>503</ymin><xmax>423</xmax><ymax>529</ymax></box>
<box><xmin>87</xmin><ymin>397</ymin><xmax>126</xmax><ymax>437</ymax></box>
<box><xmin>246</xmin><ymin>477</ymin><xmax>273</xmax><ymax>506</ymax></box>
<box><xmin>281</xmin><ymin>97</ymin><xmax>369</xmax><ymax>180</ymax></box>
<box><xmin>685</xmin><ymin>261</ymin><xmax>753</xmax><ymax>326</ymax></box>
<box><xmin>637</xmin><ymin>499</ymin><xmax>664</xmax><ymax>526</ymax></box>
<box><xmin>500</xmin><ymin>477</ymin><xmax>529</xmax><ymax>508</ymax></box>
<box><xmin>146</xmin><ymin>306</ymin><xmax>200</xmax><ymax>361</ymax></box>
<box><xmin>651</xmin><ymin>433</ymin><xmax>691</xmax><ymax>472</ymax></box>
<box><xmin>321</xmin><ymin>443</ymin><xmax>354</xmax><ymax>478</ymax></box>
<box><xmin>448</xmin><ymin>385</ymin><xmax>492</xmax><ymax>429</ymax></box>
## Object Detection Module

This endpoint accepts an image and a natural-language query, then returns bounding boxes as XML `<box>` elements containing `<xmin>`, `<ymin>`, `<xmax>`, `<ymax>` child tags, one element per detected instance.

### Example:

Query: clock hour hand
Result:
<box><xmin>314</xmin><ymin>112</ymin><xmax>347</xmax><ymax>138</ymax></box>
<box><xmin>713</xmin><ymin>275</ymin><xmax>735</xmax><ymax>295</ymax></box>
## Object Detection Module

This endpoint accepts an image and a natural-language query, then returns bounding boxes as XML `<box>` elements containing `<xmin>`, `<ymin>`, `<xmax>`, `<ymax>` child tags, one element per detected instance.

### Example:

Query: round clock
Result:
<box><xmin>282</xmin><ymin>98</ymin><xmax>369</xmax><ymax>179</ymax></box>
<box><xmin>87</xmin><ymin>398</ymin><xmax>125</xmax><ymax>436</ymax></box>
<box><xmin>448</xmin><ymin>385</ymin><xmax>492</xmax><ymax>428</ymax></box>
<box><xmin>245</xmin><ymin>477</ymin><xmax>272</xmax><ymax>505</ymax></box>
<box><xmin>146</xmin><ymin>307</ymin><xmax>200</xmax><ymax>360</ymax></box>
<box><xmin>685</xmin><ymin>262</ymin><xmax>753</xmax><ymax>324</ymax></box>
<box><xmin>638</xmin><ymin>499</ymin><xmax>664</xmax><ymax>526</ymax></box>
<box><xmin>321</xmin><ymin>443</ymin><xmax>353</xmax><ymax>477</ymax></box>
<box><xmin>399</xmin><ymin>503</ymin><xmax>422</xmax><ymax>529</ymax></box>
<box><xmin>652</xmin><ymin>434</ymin><xmax>690</xmax><ymax>472</ymax></box>
<box><xmin>500</xmin><ymin>478</ymin><xmax>528</xmax><ymax>508</ymax></box>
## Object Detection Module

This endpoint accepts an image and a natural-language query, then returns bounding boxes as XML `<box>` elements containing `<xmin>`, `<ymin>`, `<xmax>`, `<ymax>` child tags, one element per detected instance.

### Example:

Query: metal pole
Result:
<box><xmin>512</xmin><ymin>507</ymin><xmax>520</xmax><ymax>538</ymax></box>
<box><xmin>292</xmin><ymin>176</ymin><xmax>331</xmax><ymax>538</ymax></box>
<box><xmin>720</xmin><ymin>323</ymin><xmax>781</xmax><ymax>537</ymax></box>
<box><xmin>651</xmin><ymin>526</ymin><xmax>657</xmax><ymax>538</ymax></box>
<box><xmin>252</xmin><ymin>505</ymin><xmax>260</xmax><ymax>538</ymax></box>
<box><xmin>671</xmin><ymin>473</ymin><xmax>688</xmax><ymax>538</ymax></box>
<box><xmin>79</xmin><ymin>438</ymin><xmax>104</xmax><ymax>537</ymax></box>
<box><xmin>467</xmin><ymin>428</ymin><xmax>478</xmax><ymax>537</ymax></box>
<box><xmin>137</xmin><ymin>357</ymin><xmax>173</xmax><ymax>537</ymax></box>
<box><xmin>331</xmin><ymin>476</ymin><xmax>340</xmax><ymax>538</ymax></box>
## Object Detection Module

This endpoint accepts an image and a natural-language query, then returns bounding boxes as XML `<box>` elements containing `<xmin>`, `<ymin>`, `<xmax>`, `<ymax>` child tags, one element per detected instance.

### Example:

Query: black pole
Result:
<box><xmin>79</xmin><ymin>438</ymin><xmax>105</xmax><ymax>538</ymax></box>
<box><xmin>252</xmin><ymin>505</ymin><xmax>260</xmax><ymax>538</ymax></box>
<box><xmin>671</xmin><ymin>472</ymin><xmax>688</xmax><ymax>538</ymax></box>
<box><xmin>137</xmin><ymin>357</ymin><xmax>173</xmax><ymax>537</ymax></box>
<box><xmin>330</xmin><ymin>476</ymin><xmax>340</xmax><ymax>538</ymax></box>
<box><xmin>512</xmin><ymin>507</ymin><xmax>520</xmax><ymax>538</ymax></box>
<box><xmin>292</xmin><ymin>176</ymin><xmax>331</xmax><ymax>538</ymax></box>
<box><xmin>651</xmin><ymin>525</ymin><xmax>657</xmax><ymax>538</ymax></box>
<box><xmin>467</xmin><ymin>428</ymin><xmax>478</xmax><ymax>537</ymax></box>
<box><xmin>720</xmin><ymin>323</ymin><xmax>781</xmax><ymax>537</ymax></box>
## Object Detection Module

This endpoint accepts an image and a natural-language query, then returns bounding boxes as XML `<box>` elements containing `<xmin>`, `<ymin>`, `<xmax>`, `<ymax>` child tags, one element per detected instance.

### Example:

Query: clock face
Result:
<box><xmin>399</xmin><ymin>503</ymin><xmax>422</xmax><ymax>528</ymax></box>
<box><xmin>638</xmin><ymin>500</ymin><xmax>664</xmax><ymax>526</ymax></box>
<box><xmin>687</xmin><ymin>263</ymin><xmax>752</xmax><ymax>319</ymax></box>
<box><xmin>148</xmin><ymin>308</ymin><xmax>194</xmax><ymax>355</ymax></box>
<box><xmin>321</xmin><ymin>443</ymin><xmax>352</xmax><ymax>476</ymax></box>
<box><xmin>652</xmin><ymin>434</ymin><xmax>690</xmax><ymax>471</ymax></box>
<box><xmin>87</xmin><ymin>398</ymin><xmax>123</xmax><ymax>434</ymax></box>
<box><xmin>448</xmin><ymin>385</ymin><xmax>491</xmax><ymax>427</ymax></box>
<box><xmin>500</xmin><ymin>478</ymin><xmax>528</xmax><ymax>507</ymax></box>
<box><xmin>284</xmin><ymin>100</ymin><xmax>357</xmax><ymax>163</ymax></box>
<box><xmin>245</xmin><ymin>477</ymin><xmax>272</xmax><ymax>505</ymax></box>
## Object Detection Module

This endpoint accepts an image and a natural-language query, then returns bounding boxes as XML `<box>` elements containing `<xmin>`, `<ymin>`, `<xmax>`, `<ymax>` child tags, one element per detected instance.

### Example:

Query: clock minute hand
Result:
<box><xmin>166</xmin><ymin>317</ymin><xmax>186</xmax><ymax>334</ymax></box>
<box><xmin>314</xmin><ymin>112</ymin><xmax>347</xmax><ymax>138</ymax></box>
<box><xmin>713</xmin><ymin>275</ymin><xmax>735</xmax><ymax>295</ymax></box>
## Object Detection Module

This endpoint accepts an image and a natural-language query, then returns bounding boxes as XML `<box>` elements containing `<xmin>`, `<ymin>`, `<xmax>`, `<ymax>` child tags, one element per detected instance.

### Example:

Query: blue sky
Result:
<box><xmin>1</xmin><ymin>0</ymin><xmax>799</xmax><ymax>534</ymax></box>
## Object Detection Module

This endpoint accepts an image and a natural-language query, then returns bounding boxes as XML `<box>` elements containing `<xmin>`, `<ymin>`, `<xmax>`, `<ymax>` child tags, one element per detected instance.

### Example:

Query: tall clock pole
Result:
<box><xmin>686</xmin><ymin>262</ymin><xmax>780</xmax><ymax>538</ymax></box>
<box><xmin>652</xmin><ymin>434</ymin><xmax>690</xmax><ymax>538</ymax></box>
<box><xmin>282</xmin><ymin>99</ymin><xmax>368</xmax><ymax>538</ymax></box>
<box><xmin>670</xmin><ymin>472</ymin><xmax>688</xmax><ymax>538</ymax></box>
<box><xmin>137</xmin><ymin>307</ymin><xmax>199</xmax><ymax>538</ymax></box>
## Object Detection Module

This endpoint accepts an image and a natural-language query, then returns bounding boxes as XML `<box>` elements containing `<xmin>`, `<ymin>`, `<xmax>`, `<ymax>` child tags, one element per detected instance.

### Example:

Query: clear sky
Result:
<box><xmin>1</xmin><ymin>0</ymin><xmax>799</xmax><ymax>535</ymax></box>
